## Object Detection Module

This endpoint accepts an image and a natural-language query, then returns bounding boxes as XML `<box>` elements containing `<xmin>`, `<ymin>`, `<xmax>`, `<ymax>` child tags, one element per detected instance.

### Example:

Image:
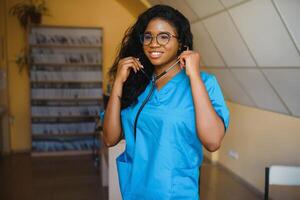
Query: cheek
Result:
<box><xmin>165</xmin><ymin>43</ymin><xmax>179</xmax><ymax>56</ymax></box>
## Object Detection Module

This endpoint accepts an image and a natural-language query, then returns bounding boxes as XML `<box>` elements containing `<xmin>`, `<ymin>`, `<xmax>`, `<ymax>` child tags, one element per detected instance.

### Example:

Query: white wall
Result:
<box><xmin>148</xmin><ymin>0</ymin><xmax>300</xmax><ymax>198</ymax></box>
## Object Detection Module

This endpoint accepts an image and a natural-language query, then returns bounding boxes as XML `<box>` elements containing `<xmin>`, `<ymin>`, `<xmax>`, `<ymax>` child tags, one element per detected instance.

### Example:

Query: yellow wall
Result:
<box><xmin>0</xmin><ymin>0</ymin><xmax>7</xmax><ymax>102</ymax></box>
<box><xmin>6</xmin><ymin>0</ymin><xmax>142</xmax><ymax>151</ymax></box>
<box><xmin>1</xmin><ymin>0</ymin><xmax>11</xmax><ymax>154</ymax></box>
<box><xmin>116</xmin><ymin>0</ymin><xmax>148</xmax><ymax>16</ymax></box>
<box><xmin>205</xmin><ymin>101</ymin><xmax>300</xmax><ymax>193</ymax></box>
<box><xmin>5</xmin><ymin>0</ymin><xmax>300</xmax><ymax>195</ymax></box>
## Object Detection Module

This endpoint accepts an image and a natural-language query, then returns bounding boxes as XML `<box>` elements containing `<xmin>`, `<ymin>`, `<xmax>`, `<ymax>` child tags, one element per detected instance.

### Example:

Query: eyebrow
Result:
<box><xmin>143</xmin><ymin>31</ymin><xmax>174</xmax><ymax>35</ymax></box>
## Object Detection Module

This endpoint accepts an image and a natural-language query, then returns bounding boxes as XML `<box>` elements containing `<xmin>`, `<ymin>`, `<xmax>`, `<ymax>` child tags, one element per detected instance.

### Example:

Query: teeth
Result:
<box><xmin>150</xmin><ymin>52</ymin><xmax>162</xmax><ymax>58</ymax></box>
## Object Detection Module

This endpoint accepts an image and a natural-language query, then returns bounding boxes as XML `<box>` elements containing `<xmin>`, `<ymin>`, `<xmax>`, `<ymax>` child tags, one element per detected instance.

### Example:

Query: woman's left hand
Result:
<box><xmin>178</xmin><ymin>50</ymin><xmax>201</xmax><ymax>78</ymax></box>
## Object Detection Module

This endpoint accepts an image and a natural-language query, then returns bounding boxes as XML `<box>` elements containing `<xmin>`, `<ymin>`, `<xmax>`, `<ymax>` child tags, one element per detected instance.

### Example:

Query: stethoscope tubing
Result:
<box><xmin>133</xmin><ymin>59</ymin><xmax>181</xmax><ymax>141</ymax></box>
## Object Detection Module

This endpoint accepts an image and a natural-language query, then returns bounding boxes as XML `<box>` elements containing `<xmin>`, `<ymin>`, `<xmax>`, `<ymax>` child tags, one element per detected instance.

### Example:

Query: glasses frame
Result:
<box><xmin>140</xmin><ymin>32</ymin><xmax>178</xmax><ymax>46</ymax></box>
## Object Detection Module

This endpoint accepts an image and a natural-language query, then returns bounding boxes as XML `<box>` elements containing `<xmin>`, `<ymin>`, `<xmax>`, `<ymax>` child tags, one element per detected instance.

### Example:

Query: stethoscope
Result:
<box><xmin>133</xmin><ymin>59</ymin><xmax>181</xmax><ymax>141</ymax></box>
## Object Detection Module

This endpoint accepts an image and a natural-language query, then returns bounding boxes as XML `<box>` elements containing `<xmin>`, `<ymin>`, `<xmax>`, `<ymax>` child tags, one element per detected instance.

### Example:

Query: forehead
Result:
<box><xmin>144</xmin><ymin>18</ymin><xmax>177</xmax><ymax>34</ymax></box>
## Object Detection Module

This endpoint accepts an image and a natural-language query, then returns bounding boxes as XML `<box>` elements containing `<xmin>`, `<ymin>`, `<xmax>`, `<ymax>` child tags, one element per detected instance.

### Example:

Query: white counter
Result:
<box><xmin>101</xmin><ymin>139</ymin><xmax>125</xmax><ymax>200</ymax></box>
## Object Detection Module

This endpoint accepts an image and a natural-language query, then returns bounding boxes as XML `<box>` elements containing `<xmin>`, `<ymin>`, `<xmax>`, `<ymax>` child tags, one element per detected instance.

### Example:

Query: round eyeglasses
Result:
<box><xmin>140</xmin><ymin>32</ymin><xmax>178</xmax><ymax>46</ymax></box>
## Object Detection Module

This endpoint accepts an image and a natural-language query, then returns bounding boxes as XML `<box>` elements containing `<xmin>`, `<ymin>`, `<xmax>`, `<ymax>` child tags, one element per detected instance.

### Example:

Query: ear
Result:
<box><xmin>183</xmin><ymin>45</ymin><xmax>189</xmax><ymax>51</ymax></box>
<box><xmin>177</xmin><ymin>43</ymin><xmax>183</xmax><ymax>55</ymax></box>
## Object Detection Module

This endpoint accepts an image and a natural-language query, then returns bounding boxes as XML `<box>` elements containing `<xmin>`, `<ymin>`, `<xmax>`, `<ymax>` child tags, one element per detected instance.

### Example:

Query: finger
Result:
<box><xmin>122</xmin><ymin>60</ymin><xmax>139</xmax><ymax>72</ymax></box>
<box><xmin>120</xmin><ymin>57</ymin><xmax>143</xmax><ymax>72</ymax></box>
<box><xmin>133</xmin><ymin>58</ymin><xmax>143</xmax><ymax>70</ymax></box>
<box><xmin>122</xmin><ymin>58</ymin><xmax>139</xmax><ymax>68</ymax></box>
<box><xmin>120</xmin><ymin>56</ymin><xmax>135</xmax><ymax>63</ymax></box>
<box><xmin>119</xmin><ymin>57</ymin><xmax>138</xmax><ymax>68</ymax></box>
<box><xmin>180</xmin><ymin>50</ymin><xmax>192</xmax><ymax>56</ymax></box>
<box><xmin>178</xmin><ymin>56</ymin><xmax>185</xmax><ymax>69</ymax></box>
<box><xmin>123</xmin><ymin>63</ymin><xmax>137</xmax><ymax>73</ymax></box>
<box><xmin>178</xmin><ymin>51</ymin><xmax>188</xmax><ymax>60</ymax></box>
<box><xmin>131</xmin><ymin>63</ymin><xmax>138</xmax><ymax>73</ymax></box>
<box><xmin>120</xmin><ymin>57</ymin><xmax>136</xmax><ymax>65</ymax></box>
<box><xmin>135</xmin><ymin>58</ymin><xmax>144</xmax><ymax>69</ymax></box>
<box><xmin>132</xmin><ymin>59</ymin><xmax>141</xmax><ymax>72</ymax></box>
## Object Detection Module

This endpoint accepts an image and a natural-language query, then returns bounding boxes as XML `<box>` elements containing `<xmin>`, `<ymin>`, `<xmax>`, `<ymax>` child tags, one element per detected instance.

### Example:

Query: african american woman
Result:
<box><xmin>102</xmin><ymin>5</ymin><xmax>230</xmax><ymax>200</ymax></box>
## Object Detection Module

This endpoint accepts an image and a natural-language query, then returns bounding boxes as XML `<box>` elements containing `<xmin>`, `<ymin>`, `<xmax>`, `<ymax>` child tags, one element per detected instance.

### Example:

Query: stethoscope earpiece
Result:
<box><xmin>183</xmin><ymin>45</ymin><xmax>189</xmax><ymax>51</ymax></box>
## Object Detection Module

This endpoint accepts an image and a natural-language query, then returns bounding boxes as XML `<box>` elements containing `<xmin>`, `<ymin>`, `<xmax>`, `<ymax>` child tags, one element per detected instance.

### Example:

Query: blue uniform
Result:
<box><xmin>112</xmin><ymin>70</ymin><xmax>229</xmax><ymax>199</ymax></box>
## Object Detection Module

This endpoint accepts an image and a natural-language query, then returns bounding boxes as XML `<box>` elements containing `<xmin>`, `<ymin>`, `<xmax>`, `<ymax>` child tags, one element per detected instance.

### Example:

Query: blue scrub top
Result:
<box><xmin>108</xmin><ymin>70</ymin><xmax>230</xmax><ymax>200</ymax></box>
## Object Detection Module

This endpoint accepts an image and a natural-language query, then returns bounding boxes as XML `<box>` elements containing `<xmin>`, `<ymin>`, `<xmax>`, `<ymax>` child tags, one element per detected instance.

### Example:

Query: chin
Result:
<box><xmin>147</xmin><ymin>56</ymin><xmax>170</xmax><ymax>67</ymax></box>
<box><xmin>149</xmin><ymin>59</ymin><xmax>164</xmax><ymax>66</ymax></box>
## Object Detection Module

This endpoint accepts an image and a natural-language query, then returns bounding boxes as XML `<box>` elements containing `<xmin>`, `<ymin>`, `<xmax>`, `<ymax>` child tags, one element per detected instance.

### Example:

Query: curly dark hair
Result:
<box><xmin>108</xmin><ymin>5</ymin><xmax>193</xmax><ymax>109</ymax></box>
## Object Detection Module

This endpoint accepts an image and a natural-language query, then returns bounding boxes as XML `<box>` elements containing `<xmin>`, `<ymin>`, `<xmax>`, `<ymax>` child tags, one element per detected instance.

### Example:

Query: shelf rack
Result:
<box><xmin>28</xmin><ymin>25</ymin><xmax>103</xmax><ymax>156</ymax></box>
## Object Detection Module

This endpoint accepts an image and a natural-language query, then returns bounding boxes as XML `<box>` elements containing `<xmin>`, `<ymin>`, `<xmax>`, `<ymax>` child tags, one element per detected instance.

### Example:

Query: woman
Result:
<box><xmin>102</xmin><ymin>5</ymin><xmax>230</xmax><ymax>200</ymax></box>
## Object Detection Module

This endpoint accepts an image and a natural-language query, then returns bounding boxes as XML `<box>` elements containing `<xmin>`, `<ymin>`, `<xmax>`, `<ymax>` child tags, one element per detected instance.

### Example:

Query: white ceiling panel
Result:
<box><xmin>219</xmin><ymin>0</ymin><xmax>247</xmax><ymax>8</ymax></box>
<box><xmin>207</xmin><ymin>69</ymin><xmax>256</xmax><ymax>106</ymax></box>
<box><xmin>201</xmin><ymin>69</ymin><xmax>230</xmax><ymax>100</ymax></box>
<box><xmin>186</xmin><ymin>0</ymin><xmax>224</xmax><ymax>19</ymax></box>
<box><xmin>191</xmin><ymin>21</ymin><xmax>225</xmax><ymax>67</ymax></box>
<box><xmin>161</xmin><ymin>0</ymin><xmax>199</xmax><ymax>21</ymax></box>
<box><xmin>231</xmin><ymin>69</ymin><xmax>289</xmax><ymax>114</ymax></box>
<box><xmin>203</xmin><ymin>12</ymin><xmax>256</xmax><ymax>67</ymax></box>
<box><xmin>273</xmin><ymin>0</ymin><xmax>300</xmax><ymax>52</ymax></box>
<box><xmin>230</xmin><ymin>0</ymin><xmax>300</xmax><ymax>67</ymax></box>
<box><xmin>263</xmin><ymin>69</ymin><xmax>300</xmax><ymax>117</ymax></box>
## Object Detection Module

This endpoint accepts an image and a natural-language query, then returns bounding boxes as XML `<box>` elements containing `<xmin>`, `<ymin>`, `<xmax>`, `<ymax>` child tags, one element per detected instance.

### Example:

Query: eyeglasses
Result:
<box><xmin>140</xmin><ymin>32</ymin><xmax>178</xmax><ymax>46</ymax></box>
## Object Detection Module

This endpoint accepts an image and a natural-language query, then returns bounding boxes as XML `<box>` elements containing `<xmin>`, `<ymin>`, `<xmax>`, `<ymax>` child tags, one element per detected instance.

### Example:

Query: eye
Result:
<box><xmin>143</xmin><ymin>34</ymin><xmax>152</xmax><ymax>40</ymax></box>
<box><xmin>158</xmin><ymin>33</ymin><xmax>170</xmax><ymax>40</ymax></box>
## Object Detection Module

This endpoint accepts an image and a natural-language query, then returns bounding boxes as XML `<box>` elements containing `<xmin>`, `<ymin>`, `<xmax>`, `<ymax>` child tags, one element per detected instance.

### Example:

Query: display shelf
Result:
<box><xmin>30</xmin><ymin>80</ymin><xmax>102</xmax><ymax>84</ymax></box>
<box><xmin>30</xmin><ymin>44</ymin><xmax>102</xmax><ymax>48</ymax></box>
<box><xmin>31</xmin><ymin>150</ymin><xmax>94</xmax><ymax>157</ymax></box>
<box><xmin>32</xmin><ymin>132</ymin><xmax>96</xmax><ymax>139</ymax></box>
<box><xmin>31</xmin><ymin>97</ymin><xmax>102</xmax><ymax>101</ymax></box>
<box><xmin>29</xmin><ymin>25</ymin><xmax>103</xmax><ymax>155</ymax></box>
<box><xmin>31</xmin><ymin>115</ymin><xmax>98</xmax><ymax>119</ymax></box>
<box><xmin>30</xmin><ymin>63</ymin><xmax>102</xmax><ymax>67</ymax></box>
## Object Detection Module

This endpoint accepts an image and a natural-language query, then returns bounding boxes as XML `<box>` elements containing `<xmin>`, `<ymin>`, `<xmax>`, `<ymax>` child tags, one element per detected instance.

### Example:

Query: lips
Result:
<box><xmin>148</xmin><ymin>51</ymin><xmax>163</xmax><ymax>59</ymax></box>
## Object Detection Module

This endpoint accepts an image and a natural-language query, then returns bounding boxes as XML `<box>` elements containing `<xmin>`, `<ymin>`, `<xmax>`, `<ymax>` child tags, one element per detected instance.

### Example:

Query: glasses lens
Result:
<box><xmin>157</xmin><ymin>33</ymin><xmax>170</xmax><ymax>45</ymax></box>
<box><xmin>142</xmin><ymin>34</ymin><xmax>152</xmax><ymax>45</ymax></box>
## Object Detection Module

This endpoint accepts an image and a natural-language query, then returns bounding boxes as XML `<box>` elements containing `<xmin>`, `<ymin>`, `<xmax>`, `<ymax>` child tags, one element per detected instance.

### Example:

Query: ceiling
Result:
<box><xmin>147</xmin><ymin>0</ymin><xmax>300</xmax><ymax>118</ymax></box>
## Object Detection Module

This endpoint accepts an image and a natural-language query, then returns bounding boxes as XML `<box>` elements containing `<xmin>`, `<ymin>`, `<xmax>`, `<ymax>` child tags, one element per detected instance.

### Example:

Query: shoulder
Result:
<box><xmin>200</xmin><ymin>71</ymin><xmax>217</xmax><ymax>87</ymax></box>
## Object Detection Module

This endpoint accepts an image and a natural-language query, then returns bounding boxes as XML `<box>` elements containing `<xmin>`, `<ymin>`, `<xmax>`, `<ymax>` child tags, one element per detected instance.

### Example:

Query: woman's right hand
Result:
<box><xmin>115</xmin><ymin>57</ymin><xmax>144</xmax><ymax>83</ymax></box>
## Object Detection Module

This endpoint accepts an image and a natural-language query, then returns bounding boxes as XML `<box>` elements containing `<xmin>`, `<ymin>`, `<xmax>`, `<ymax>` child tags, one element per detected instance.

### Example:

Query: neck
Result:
<box><xmin>154</xmin><ymin>63</ymin><xmax>181</xmax><ymax>82</ymax></box>
<box><xmin>154</xmin><ymin>59</ymin><xmax>179</xmax><ymax>76</ymax></box>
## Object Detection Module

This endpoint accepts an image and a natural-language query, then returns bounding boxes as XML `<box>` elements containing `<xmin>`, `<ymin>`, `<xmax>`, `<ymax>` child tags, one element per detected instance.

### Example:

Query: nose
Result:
<box><xmin>149</xmin><ymin>36</ymin><xmax>160</xmax><ymax>47</ymax></box>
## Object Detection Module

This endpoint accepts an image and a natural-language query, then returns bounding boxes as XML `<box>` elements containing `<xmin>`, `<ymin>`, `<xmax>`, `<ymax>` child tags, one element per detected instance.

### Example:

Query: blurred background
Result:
<box><xmin>0</xmin><ymin>0</ymin><xmax>299</xmax><ymax>200</ymax></box>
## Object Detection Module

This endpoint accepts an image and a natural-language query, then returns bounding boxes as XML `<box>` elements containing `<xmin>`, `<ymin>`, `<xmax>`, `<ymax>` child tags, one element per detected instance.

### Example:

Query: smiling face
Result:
<box><xmin>143</xmin><ymin>18</ymin><xmax>180</xmax><ymax>70</ymax></box>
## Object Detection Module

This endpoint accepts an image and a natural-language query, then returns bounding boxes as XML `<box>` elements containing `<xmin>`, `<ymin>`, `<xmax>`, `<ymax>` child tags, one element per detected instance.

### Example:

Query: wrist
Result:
<box><xmin>111</xmin><ymin>78</ymin><xmax>123</xmax><ymax>99</ymax></box>
<box><xmin>188</xmin><ymin>72</ymin><xmax>201</xmax><ymax>81</ymax></box>
<box><xmin>113</xmin><ymin>78</ymin><xmax>124</xmax><ymax>88</ymax></box>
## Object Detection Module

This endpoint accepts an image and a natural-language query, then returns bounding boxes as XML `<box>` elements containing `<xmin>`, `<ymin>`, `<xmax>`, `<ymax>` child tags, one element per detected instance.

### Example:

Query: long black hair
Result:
<box><xmin>108</xmin><ymin>5</ymin><xmax>193</xmax><ymax>109</ymax></box>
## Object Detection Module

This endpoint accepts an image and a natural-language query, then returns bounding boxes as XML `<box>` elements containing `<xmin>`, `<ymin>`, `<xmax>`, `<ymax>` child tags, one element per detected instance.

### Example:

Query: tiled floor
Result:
<box><xmin>0</xmin><ymin>154</ymin><xmax>107</xmax><ymax>200</ymax></box>
<box><xmin>200</xmin><ymin>163</ymin><xmax>261</xmax><ymax>200</ymax></box>
<box><xmin>1</xmin><ymin>154</ymin><xmax>298</xmax><ymax>200</ymax></box>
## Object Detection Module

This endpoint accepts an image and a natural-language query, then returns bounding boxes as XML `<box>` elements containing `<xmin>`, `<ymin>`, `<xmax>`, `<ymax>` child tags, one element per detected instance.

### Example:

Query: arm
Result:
<box><xmin>189</xmin><ymin>75</ymin><xmax>225</xmax><ymax>152</ymax></box>
<box><xmin>102</xmin><ymin>57</ymin><xmax>143</xmax><ymax>147</ymax></box>
<box><xmin>179</xmin><ymin>51</ymin><xmax>226</xmax><ymax>152</ymax></box>
<box><xmin>102</xmin><ymin>79</ymin><xmax>124</xmax><ymax>147</ymax></box>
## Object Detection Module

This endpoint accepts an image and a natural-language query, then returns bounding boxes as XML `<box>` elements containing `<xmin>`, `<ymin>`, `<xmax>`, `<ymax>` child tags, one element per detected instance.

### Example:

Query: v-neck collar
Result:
<box><xmin>136</xmin><ymin>69</ymin><xmax>186</xmax><ymax>105</ymax></box>
<box><xmin>153</xmin><ymin>69</ymin><xmax>186</xmax><ymax>93</ymax></box>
